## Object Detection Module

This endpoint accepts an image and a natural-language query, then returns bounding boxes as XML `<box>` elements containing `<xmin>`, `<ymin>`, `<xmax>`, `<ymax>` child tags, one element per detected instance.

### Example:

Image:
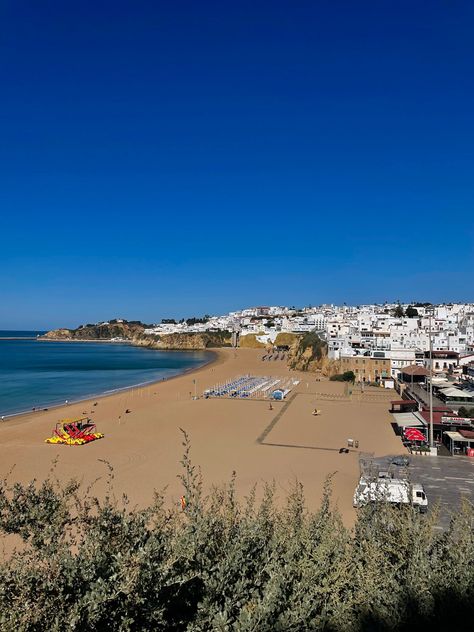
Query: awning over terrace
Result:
<box><xmin>391</xmin><ymin>412</ymin><xmax>426</xmax><ymax>429</ymax></box>
<box><xmin>443</xmin><ymin>430</ymin><xmax>474</xmax><ymax>455</ymax></box>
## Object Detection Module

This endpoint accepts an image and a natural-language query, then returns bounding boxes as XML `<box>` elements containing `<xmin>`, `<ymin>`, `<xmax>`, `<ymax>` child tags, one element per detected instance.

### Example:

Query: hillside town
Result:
<box><xmin>143</xmin><ymin>302</ymin><xmax>474</xmax><ymax>379</ymax></box>
<box><xmin>144</xmin><ymin>302</ymin><xmax>474</xmax><ymax>458</ymax></box>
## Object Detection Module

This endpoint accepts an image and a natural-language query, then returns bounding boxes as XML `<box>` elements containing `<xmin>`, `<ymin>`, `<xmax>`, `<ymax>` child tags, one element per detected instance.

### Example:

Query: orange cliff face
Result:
<box><xmin>41</xmin><ymin>324</ymin><xmax>232</xmax><ymax>350</ymax></box>
<box><xmin>40</xmin><ymin>322</ymin><xmax>145</xmax><ymax>341</ymax></box>
<box><xmin>133</xmin><ymin>332</ymin><xmax>232</xmax><ymax>350</ymax></box>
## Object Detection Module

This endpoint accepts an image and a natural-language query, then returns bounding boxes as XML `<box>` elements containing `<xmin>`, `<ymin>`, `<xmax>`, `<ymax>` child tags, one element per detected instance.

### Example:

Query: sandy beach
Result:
<box><xmin>0</xmin><ymin>348</ymin><xmax>403</xmax><ymax>525</ymax></box>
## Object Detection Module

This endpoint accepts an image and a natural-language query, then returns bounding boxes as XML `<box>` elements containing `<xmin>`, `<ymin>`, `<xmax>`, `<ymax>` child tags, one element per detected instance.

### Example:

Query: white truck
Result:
<box><xmin>353</xmin><ymin>477</ymin><xmax>428</xmax><ymax>513</ymax></box>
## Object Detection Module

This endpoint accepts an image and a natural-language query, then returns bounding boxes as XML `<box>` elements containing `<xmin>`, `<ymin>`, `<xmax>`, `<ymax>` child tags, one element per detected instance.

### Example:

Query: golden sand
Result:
<box><xmin>0</xmin><ymin>348</ymin><xmax>403</xmax><ymax>525</ymax></box>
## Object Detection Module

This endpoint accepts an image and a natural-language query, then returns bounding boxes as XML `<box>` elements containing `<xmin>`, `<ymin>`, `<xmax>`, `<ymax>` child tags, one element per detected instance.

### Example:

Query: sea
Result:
<box><xmin>0</xmin><ymin>331</ymin><xmax>212</xmax><ymax>417</ymax></box>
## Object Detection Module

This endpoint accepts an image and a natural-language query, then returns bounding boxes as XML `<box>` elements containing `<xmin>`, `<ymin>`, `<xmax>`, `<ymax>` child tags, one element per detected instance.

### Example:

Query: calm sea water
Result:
<box><xmin>0</xmin><ymin>332</ymin><xmax>212</xmax><ymax>416</ymax></box>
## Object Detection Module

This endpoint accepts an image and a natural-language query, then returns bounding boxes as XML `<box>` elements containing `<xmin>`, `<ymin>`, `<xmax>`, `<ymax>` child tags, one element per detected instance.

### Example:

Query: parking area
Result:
<box><xmin>373</xmin><ymin>454</ymin><xmax>474</xmax><ymax>529</ymax></box>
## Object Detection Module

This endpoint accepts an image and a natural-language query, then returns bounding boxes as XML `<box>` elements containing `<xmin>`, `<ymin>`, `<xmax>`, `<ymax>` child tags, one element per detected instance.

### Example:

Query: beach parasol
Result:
<box><xmin>404</xmin><ymin>428</ymin><xmax>426</xmax><ymax>442</ymax></box>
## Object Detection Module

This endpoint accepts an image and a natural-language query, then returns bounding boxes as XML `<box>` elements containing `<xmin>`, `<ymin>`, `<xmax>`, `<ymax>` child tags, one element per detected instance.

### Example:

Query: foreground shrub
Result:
<box><xmin>0</xmin><ymin>435</ymin><xmax>473</xmax><ymax>631</ymax></box>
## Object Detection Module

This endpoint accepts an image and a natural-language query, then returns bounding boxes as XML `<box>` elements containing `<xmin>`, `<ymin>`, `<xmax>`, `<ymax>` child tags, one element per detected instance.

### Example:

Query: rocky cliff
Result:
<box><xmin>239</xmin><ymin>332</ymin><xmax>300</xmax><ymax>349</ymax></box>
<box><xmin>287</xmin><ymin>332</ymin><xmax>341</xmax><ymax>376</ymax></box>
<box><xmin>133</xmin><ymin>331</ymin><xmax>232</xmax><ymax>350</ymax></box>
<box><xmin>42</xmin><ymin>324</ymin><xmax>232</xmax><ymax>350</ymax></box>
<box><xmin>41</xmin><ymin>322</ymin><xmax>145</xmax><ymax>341</ymax></box>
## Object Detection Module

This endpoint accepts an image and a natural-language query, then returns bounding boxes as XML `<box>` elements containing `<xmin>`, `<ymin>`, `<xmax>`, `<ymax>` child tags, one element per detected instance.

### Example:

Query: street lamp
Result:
<box><xmin>428</xmin><ymin>309</ymin><xmax>434</xmax><ymax>449</ymax></box>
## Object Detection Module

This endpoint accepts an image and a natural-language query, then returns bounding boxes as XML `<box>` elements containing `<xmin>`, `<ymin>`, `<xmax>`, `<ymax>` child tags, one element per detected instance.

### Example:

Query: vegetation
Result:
<box><xmin>287</xmin><ymin>332</ymin><xmax>328</xmax><ymax>371</ymax></box>
<box><xmin>299</xmin><ymin>332</ymin><xmax>327</xmax><ymax>359</ymax></box>
<box><xmin>0</xmin><ymin>438</ymin><xmax>474</xmax><ymax>631</ymax></box>
<box><xmin>393</xmin><ymin>305</ymin><xmax>405</xmax><ymax>318</ymax></box>
<box><xmin>458</xmin><ymin>406</ymin><xmax>474</xmax><ymax>418</ymax></box>
<box><xmin>184</xmin><ymin>316</ymin><xmax>211</xmax><ymax>326</ymax></box>
<box><xmin>330</xmin><ymin>370</ymin><xmax>356</xmax><ymax>383</ymax></box>
<box><xmin>289</xmin><ymin>333</ymin><xmax>327</xmax><ymax>371</ymax></box>
<box><xmin>405</xmin><ymin>306</ymin><xmax>419</xmax><ymax>318</ymax></box>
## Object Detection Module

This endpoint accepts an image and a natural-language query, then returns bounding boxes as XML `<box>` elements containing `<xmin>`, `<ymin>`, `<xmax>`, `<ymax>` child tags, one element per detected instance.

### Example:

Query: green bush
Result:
<box><xmin>405</xmin><ymin>306</ymin><xmax>419</xmax><ymax>318</ymax></box>
<box><xmin>330</xmin><ymin>371</ymin><xmax>356</xmax><ymax>383</ymax></box>
<box><xmin>1</xmin><ymin>434</ymin><xmax>473</xmax><ymax>631</ymax></box>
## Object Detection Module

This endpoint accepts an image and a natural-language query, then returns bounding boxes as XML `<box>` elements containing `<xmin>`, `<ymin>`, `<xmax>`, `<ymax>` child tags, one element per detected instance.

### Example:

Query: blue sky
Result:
<box><xmin>1</xmin><ymin>1</ymin><xmax>473</xmax><ymax>329</ymax></box>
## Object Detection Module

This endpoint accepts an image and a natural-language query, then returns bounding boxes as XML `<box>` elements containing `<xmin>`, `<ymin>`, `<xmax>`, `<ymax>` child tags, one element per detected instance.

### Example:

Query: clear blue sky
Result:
<box><xmin>1</xmin><ymin>1</ymin><xmax>473</xmax><ymax>329</ymax></box>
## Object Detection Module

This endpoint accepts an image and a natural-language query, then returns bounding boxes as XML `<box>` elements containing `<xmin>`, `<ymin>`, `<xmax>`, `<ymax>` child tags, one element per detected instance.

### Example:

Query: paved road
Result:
<box><xmin>373</xmin><ymin>454</ymin><xmax>474</xmax><ymax>529</ymax></box>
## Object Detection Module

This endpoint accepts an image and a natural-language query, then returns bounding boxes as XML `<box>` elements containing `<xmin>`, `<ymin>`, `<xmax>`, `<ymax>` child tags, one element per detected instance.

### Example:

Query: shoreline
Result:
<box><xmin>1</xmin><ymin>349</ymin><xmax>220</xmax><ymax>423</ymax></box>
<box><xmin>37</xmin><ymin>337</ymin><xmax>130</xmax><ymax>343</ymax></box>
<box><xmin>0</xmin><ymin>347</ymin><xmax>401</xmax><ymax>527</ymax></box>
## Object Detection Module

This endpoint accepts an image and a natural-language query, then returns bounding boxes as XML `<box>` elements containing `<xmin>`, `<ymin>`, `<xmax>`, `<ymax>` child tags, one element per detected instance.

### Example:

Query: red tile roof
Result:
<box><xmin>401</xmin><ymin>365</ymin><xmax>429</xmax><ymax>376</ymax></box>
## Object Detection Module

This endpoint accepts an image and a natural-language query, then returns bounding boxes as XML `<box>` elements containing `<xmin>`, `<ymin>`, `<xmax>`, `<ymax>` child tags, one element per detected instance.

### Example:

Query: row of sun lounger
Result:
<box><xmin>205</xmin><ymin>375</ymin><xmax>297</xmax><ymax>399</ymax></box>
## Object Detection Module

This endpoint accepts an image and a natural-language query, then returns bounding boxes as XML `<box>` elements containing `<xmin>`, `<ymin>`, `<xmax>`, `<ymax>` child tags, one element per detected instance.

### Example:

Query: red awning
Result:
<box><xmin>404</xmin><ymin>428</ymin><xmax>427</xmax><ymax>442</ymax></box>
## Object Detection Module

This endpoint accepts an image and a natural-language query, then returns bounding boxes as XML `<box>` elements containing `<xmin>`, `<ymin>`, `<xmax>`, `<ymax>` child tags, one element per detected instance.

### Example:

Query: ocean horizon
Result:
<box><xmin>0</xmin><ymin>332</ymin><xmax>212</xmax><ymax>417</ymax></box>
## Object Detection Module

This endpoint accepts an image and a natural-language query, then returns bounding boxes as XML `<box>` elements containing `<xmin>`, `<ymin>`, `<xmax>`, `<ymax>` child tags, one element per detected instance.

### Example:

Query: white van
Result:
<box><xmin>353</xmin><ymin>477</ymin><xmax>428</xmax><ymax>513</ymax></box>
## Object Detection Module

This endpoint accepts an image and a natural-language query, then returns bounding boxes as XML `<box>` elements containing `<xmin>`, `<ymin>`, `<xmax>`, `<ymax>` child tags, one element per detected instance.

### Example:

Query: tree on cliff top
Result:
<box><xmin>406</xmin><ymin>305</ymin><xmax>419</xmax><ymax>318</ymax></box>
<box><xmin>393</xmin><ymin>304</ymin><xmax>405</xmax><ymax>318</ymax></box>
